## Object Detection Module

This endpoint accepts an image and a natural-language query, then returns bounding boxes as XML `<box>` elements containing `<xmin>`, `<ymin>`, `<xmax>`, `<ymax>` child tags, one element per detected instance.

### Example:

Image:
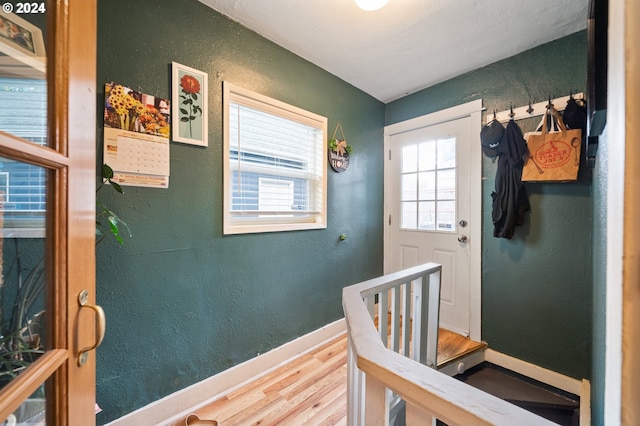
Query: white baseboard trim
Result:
<box><xmin>106</xmin><ymin>318</ymin><xmax>347</xmax><ymax>426</ymax></box>
<box><xmin>484</xmin><ymin>349</ymin><xmax>583</xmax><ymax>395</ymax></box>
<box><xmin>580</xmin><ymin>378</ymin><xmax>591</xmax><ymax>426</ymax></box>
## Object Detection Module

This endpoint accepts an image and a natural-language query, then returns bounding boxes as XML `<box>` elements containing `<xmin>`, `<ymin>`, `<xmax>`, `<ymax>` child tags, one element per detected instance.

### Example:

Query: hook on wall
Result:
<box><xmin>508</xmin><ymin>103</ymin><xmax>515</xmax><ymax>118</ymax></box>
<box><xmin>526</xmin><ymin>98</ymin><xmax>534</xmax><ymax>114</ymax></box>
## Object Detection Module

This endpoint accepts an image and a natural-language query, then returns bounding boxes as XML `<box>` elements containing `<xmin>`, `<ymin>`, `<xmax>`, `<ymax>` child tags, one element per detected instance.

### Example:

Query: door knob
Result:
<box><xmin>458</xmin><ymin>235</ymin><xmax>468</xmax><ymax>243</ymax></box>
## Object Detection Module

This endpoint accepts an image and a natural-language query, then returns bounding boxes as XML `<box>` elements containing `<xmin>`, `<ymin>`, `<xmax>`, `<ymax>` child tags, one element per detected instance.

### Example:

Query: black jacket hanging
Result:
<box><xmin>491</xmin><ymin>119</ymin><xmax>530</xmax><ymax>239</ymax></box>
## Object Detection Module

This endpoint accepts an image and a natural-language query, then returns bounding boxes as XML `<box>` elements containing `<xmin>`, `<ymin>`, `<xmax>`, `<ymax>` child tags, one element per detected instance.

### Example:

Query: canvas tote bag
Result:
<box><xmin>522</xmin><ymin>107</ymin><xmax>582</xmax><ymax>182</ymax></box>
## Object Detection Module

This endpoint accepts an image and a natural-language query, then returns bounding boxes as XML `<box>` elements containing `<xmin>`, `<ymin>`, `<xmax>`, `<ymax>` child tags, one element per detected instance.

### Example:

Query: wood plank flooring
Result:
<box><xmin>182</xmin><ymin>329</ymin><xmax>484</xmax><ymax>426</ymax></box>
<box><xmin>184</xmin><ymin>334</ymin><xmax>347</xmax><ymax>425</ymax></box>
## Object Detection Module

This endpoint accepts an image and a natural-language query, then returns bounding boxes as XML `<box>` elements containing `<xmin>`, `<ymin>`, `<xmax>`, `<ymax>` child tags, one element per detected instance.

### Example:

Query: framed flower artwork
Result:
<box><xmin>172</xmin><ymin>62</ymin><xmax>208</xmax><ymax>146</ymax></box>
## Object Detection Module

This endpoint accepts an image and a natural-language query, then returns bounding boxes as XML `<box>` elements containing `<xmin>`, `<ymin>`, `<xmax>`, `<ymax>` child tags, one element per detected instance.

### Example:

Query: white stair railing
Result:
<box><xmin>342</xmin><ymin>263</ymin><xmax>558</xmax><ymax>426</ymax></box>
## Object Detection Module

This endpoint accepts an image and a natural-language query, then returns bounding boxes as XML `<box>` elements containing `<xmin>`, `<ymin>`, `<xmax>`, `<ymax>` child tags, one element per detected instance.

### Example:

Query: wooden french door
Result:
<box><xmin>0</xmin><ymin>1</ymin><xmax>99</xmax><ymax>424</ymax></box>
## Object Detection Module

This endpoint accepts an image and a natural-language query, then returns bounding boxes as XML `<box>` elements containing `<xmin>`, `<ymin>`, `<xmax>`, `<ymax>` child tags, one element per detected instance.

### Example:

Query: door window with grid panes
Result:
<box><xmin>400</xmin><ymin>137</ymin><xmax>456</xmax><ymax>232</ymax></box>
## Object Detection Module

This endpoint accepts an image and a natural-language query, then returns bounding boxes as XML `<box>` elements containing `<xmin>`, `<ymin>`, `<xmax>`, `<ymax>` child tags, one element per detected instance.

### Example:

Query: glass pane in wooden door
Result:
<box><xmin>0</xmin><ymin>11</ymin><xmax>48</xmax><ymax>147</ymax></box>
<box><xmin>0</xmin><ymin>8</ymin><xmax>54</xmax><ymax>424</ymax></box>
<box><xmin>0</xmin><ymin>156</ymin><xmax>49</xmax><ymax>423</ymax></box>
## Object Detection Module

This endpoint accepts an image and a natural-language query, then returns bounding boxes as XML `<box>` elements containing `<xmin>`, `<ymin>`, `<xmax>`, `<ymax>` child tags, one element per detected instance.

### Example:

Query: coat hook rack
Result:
<box><xmin>486</xmin><ymin>92</ymin><xmax>585</xmax><ymax>124</ymax></box>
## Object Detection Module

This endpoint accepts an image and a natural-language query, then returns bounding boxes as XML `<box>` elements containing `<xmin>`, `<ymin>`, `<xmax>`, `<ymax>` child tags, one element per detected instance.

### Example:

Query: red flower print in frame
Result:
<box><xmin>172</xmin><ymin>62</ymin><xmax>209</xmax><ymax>146</ymax></box>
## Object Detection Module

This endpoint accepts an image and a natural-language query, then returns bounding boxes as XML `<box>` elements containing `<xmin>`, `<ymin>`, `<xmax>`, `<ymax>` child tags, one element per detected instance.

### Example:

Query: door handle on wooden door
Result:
<box><xmin>77</xmin><ymin>289</ymin><xmax>106</xmax><ymax>366</ymax></box>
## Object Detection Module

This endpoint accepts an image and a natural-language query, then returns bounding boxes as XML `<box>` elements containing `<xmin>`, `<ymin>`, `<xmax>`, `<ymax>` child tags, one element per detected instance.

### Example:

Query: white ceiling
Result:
<box><xmin>199</xmin><ymin>0</ymin><xmax>588</xmax><ymax>103</ymax></box>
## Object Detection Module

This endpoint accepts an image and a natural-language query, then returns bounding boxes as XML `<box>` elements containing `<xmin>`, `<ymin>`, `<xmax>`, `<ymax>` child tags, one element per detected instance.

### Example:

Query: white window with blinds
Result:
<box><xmin>223</xmin><ymin>82</ymin><xmax>327</xmax><ymax>234</ymax></box>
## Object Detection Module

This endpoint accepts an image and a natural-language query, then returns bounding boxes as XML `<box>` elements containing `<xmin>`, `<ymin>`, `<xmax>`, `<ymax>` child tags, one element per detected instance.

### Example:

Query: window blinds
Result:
<box><xmin>224</xmin><ymin>82</ymin><xmax>327</xmax><ymax>234</ymax></box>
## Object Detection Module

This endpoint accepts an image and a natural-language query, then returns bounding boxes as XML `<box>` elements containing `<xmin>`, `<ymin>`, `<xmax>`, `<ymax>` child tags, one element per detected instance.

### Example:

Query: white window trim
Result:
<box><xmin>222</xmin><ymin>82</ymin><xmax>327</xmax><ymax>235</ymax></box>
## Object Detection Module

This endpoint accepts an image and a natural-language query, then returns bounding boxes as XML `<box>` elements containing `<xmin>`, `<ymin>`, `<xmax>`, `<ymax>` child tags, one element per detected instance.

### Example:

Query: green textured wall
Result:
<box><xmin>95</xmin><ymin>0</ymin><xmax>384</xmax><ymax>422</ymax></box>
<box><xmin>95</xmin><ymin>2</ymin><xmax>595</xmax><ymax>421</ymax></box>
<box><xmin>387</xmin><ymin>32</ymin><xmax>593</xmax><ymax>380</ymax></box>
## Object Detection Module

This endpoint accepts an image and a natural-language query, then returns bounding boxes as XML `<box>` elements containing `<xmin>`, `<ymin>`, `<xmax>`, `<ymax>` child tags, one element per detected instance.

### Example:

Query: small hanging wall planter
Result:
<box><xmin>328</xmin><ymin>122</ymin><xmax>352</xmax><ymax>173</ymax></box>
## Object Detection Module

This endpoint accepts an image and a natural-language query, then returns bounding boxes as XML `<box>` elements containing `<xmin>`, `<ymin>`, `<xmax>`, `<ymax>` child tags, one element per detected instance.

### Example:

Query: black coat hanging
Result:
<box><xmin>491</xmin><ymin>119</ymin><xmax>530</xmax><ymax>239</ymax></box>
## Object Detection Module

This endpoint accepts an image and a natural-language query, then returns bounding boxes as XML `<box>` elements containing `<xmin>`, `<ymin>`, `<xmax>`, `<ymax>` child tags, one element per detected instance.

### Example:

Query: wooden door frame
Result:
<box><xmin>621</xmin><ymin>0</ymin><xmax>640</xmax><ymax>421</ymax></box>
<box><xmin>60</xmin><ymin>1</ymin><xmax>98</xmax><ymax>424</ymax></box>
<box><xmin>607</xmin><ymin>0</ymin><xmax>640</xmax><ymax>423</ymax></box>
<box><xmin>0</xmin><ymin>0</ymin><xmax>97</xmax><ymax>423</ymax></box>
<box><xmin>383</xmin><ymin>100</ymin><xmax>483</xmax><ymax>342</ymax></box>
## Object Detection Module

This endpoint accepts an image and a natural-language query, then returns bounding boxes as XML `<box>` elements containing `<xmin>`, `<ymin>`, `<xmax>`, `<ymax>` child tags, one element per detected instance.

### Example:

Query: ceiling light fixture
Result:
<box><xmin>355</xmin><ymin>0</ymin><xmax>389</xmax><ymax>11</ymax></box>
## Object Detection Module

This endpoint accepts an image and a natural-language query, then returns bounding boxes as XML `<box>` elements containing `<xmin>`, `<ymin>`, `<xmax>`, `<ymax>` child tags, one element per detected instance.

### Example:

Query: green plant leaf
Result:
<box><xmin>109</xmin><ymin>180</ymin><xmax>123</xmax><ymax>194</ymax></box>
<box><xmin>101</xmin><ymin>164</ymin><xmax>114</xmax><ymax>179</ymax></box>
<box><xmin>95</xmin><ymin>177</ymin><xmax>131</xmax><ymax>246</ymax></box>
<box><xmin>108</xmin><ymin>220</ymin><xmax>124</xmax><ymax>245</ymax></box>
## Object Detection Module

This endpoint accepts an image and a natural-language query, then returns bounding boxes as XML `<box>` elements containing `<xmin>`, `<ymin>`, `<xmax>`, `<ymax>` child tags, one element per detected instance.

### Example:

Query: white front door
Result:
<box><xmin>384</xmin><ymin>101</ymin><xmax>483</xmax><ymax>339</ymax></box>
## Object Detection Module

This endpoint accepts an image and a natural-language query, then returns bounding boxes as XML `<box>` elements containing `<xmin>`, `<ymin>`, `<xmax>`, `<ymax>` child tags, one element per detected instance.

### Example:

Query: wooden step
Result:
<box><xmin>437</xmin><ymin>328</ymin><xmax>487</xmax><ymax>368</ymax></box>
